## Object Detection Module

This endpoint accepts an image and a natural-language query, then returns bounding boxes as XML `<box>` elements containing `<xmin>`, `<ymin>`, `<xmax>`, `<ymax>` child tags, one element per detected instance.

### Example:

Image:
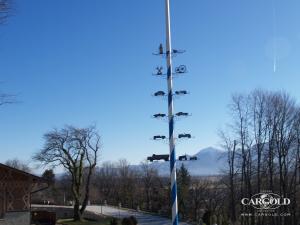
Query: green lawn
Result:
<box><xmin>57</xmin><ymin>217</ymin><xmax>119</xmax><ymax>225</ymax></box>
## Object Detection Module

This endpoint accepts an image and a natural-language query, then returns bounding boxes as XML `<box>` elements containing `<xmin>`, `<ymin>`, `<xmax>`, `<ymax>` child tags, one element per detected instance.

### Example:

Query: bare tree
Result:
<box><xmin>116</xmin><ymin>159</ymin><xmax>137</xmax><ymax>209</ymax></box>
<box><xmin>230</xmin><ymin>94</ymin><xmax>253</xmax><ymax>201</ymax></box>
<box><xmin>33</xmin><ymin>125</ymin><xmax>100</xmax><ymax>221</ymax></box>
<box><xmin>140</xmin><ymin>160</ymin><xmax>159</xmax><ymax>211</ymax></box>
<box><xmin>250</xmin><ymin>89</ymin><xmax>268</xmax><ymax>193</ymax></box>
<box><xmin>0</xmin><ymin>0</ymin><xmax>16</xmax><ymax>106</ymax></box>
<box><xmin>95</xmin><ymin>161</ymin><xmax>119</xmax><ymax>205</ymax></box>
<box><xmin>0</xmin><ymin>0</ymin><xmax>10</xmax><ymax>24</ymax></box>
<box><xmin>0</xmin><ymin>92</ymin><xmax>16</xmax><ymax>106</ymax></box>
<box><xmin>5</xmin><ymin>158</ymin><xmax>31</xmax><ymax>172</ymax></box>
<box><xmin>189</xmin><ymin>179</ymin><xmax>209</xmax><ymax>222</ymax></box>
<box><xmin>219</xmin><ymin>131</ymin><xmax>237</xmax><ymax>223</ymax></box>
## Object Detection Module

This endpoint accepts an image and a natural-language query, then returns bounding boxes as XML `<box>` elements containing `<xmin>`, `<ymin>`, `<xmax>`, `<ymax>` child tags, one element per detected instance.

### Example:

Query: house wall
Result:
<box><xmin>0</xmin><ymin>212</ymin><xmax>30</xmax><ymax>225</ymax></box>
<box><xmin>0</xmin><ymin>167</ymin><xmax>32</xmax><ymax>213</ymax></box>
<box><xmin>0</xmin><ymin>165</ymin><xmax>46</xmax><ymax>225</ymax></box>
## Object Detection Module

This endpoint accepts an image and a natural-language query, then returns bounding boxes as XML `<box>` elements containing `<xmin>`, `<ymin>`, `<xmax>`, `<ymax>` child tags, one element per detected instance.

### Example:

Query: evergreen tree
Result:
<box><xmin>177</xmin><ymin>163</ymin><xmax>191</xmax><ymax>220</ymax></box>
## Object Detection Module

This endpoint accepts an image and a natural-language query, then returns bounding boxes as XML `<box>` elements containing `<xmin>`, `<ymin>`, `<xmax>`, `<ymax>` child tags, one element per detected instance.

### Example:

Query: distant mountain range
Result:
<box><xmin>54</xmin><ymin>147</ymin><xmax>226</xmax><ymax>177</ymax></box>
<box><xmin>139</xmin><ymin>147</ymin><xmax>227</xmax><ymax>176</ymax></box>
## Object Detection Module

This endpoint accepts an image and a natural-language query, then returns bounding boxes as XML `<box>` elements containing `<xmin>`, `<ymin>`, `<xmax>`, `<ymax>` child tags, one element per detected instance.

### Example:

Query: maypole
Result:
<box><xmin>164</xmin><ymin>0</ymin><xmax>178</xmax><ymax>224</ymax></box>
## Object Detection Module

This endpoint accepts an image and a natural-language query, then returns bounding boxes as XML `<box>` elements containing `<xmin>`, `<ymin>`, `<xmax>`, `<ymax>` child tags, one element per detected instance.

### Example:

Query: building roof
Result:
<box><xmin>0</xmin><ymin>163</ymin><xmax>47</xmax><ymax>183</ymax></box>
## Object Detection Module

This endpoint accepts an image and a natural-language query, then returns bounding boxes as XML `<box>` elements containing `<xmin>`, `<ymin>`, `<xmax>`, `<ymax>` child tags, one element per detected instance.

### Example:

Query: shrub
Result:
<box><xmin>121</xmin><ymin>217</ymin><xmax>133</xmax><ymax>225</ymax></box>
<box><xmin>110</xmin><ymin>218</ymin><xmax>118</xmax><ymax>225</ymax></box>
<box><xmin>129</xmin><ymin>216</ymin><xmax>137</xmax><ymax>225</ymax></box>
<box><xmin>121</xmin><ymin>216</ymin><xmax>138</xmax><ymax>225</ymax></box>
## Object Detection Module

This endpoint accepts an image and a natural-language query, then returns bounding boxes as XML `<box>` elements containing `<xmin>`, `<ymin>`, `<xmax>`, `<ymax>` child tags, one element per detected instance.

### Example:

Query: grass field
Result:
<box><xmin>57</xmin><ymin>217</ymin><xmax>119</xmax><ymax>225</ymax></box>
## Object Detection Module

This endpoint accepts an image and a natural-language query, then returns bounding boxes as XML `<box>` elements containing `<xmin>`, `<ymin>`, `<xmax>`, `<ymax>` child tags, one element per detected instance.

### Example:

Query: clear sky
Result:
<box><xmin>1</xmin><ymin>0</ymin><xmax>300</xmax><ymax>169</ymax></box>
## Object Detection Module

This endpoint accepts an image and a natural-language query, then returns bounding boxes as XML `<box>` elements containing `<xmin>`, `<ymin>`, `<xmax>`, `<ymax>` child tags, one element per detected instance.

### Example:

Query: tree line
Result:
<box><xmin>32</xmin><ymin>159</ymin><xmax>232</xmax><ymax>225</ymax></box>
<box><xmin>220</xmin><ymin>89</ymin><xmax>300</xmax><ymax>225</ymax></box>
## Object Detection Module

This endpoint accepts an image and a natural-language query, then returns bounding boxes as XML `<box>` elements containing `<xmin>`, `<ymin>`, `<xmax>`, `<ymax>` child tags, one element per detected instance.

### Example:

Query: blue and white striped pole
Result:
<box><xmin>164</xmin><ymin>0</ymin><xmax>178</xmax><ymax>224</ymax></box>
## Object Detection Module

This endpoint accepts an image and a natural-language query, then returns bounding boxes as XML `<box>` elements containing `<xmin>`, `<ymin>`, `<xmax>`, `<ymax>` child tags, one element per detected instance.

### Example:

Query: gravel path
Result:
<box><xmin>86</xmin><ymin>205</ymin><xmax>190</xmax><ymax>225</ymax></box>
<box><xmin>33</xmin><ymin>205</ymin><xmax>190</xmax><ymax>225</ymax></box>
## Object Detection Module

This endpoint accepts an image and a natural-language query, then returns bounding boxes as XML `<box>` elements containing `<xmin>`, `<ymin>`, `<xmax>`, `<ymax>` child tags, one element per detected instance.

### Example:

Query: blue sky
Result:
<box><xmin>1</xmin><ymin>0</ymin><xmax>300</xmax><ymax>170</ymax></box>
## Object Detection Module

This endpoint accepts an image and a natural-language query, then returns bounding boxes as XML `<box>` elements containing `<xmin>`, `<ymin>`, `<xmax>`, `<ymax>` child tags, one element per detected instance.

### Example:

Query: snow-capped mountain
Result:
<box><xmin>146</xmin><ymin>147</ymin><xmax>227</xmax><ymax>176</ymax></box>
